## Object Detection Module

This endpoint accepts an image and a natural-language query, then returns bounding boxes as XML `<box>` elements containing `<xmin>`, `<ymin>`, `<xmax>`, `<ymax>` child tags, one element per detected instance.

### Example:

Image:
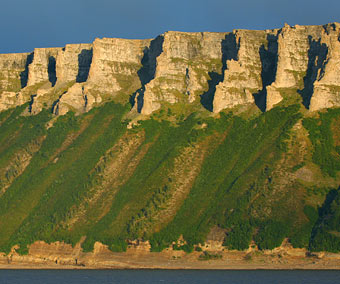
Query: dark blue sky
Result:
<box><xmin>1</xmin><ymin>0</ymin><xmax>339</xmax><ymax>53</ymax></box>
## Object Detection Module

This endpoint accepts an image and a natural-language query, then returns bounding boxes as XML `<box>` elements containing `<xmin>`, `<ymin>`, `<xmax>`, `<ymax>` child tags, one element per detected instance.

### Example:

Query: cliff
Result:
<box><xmin>0</xmin><ymin>22</ymin><xmax>339</xmax><ymax>115</ymax></box>
<box><xmin>140</xmin><ymin>31</ymin><xmax>227</xmax><ymax>114</ymax></box>
<box><xmin>0</xmin><ymin>53</ymin><xmax>30</xmax><ymax>111</ymax></box>
<box><xmin>0</xmin><ymin>23</ymin><xmax>340</xmax><ymax>265</ymax></box>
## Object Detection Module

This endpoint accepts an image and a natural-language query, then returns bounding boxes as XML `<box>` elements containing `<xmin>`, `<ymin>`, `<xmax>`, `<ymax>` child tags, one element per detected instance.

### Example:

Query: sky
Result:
<box><xmin>0</xmin><ymin>0</ymin><xmax>339</xmax><ymax>53</ymax></box>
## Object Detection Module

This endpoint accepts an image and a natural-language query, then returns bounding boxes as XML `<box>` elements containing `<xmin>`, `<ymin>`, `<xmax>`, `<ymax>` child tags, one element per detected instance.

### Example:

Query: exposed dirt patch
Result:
<box><xmin>0</xmin><ymin>109</ymin><xmax>14</xmax><ymax>126</ymax></box>
<box><xmin>64</xmin><ymin>130</ymin><xmax>149</xmax><ymax>229</ymax></box>
<box><xmin>151</xmin><ymin>136</ymin><xmax>215</xmax><ymax>233</ymax></box>
<box><xmin>331</xmin><ymin>116</ymin><xmax>340</xmax><ymax>147</ymax></box>
<box><xmin>0</xmin><ymin>135</ymin><xmax>46</xmax><ymax>197</ymax></box>
<box><xmin>127</xmin><ymin>133</ymin><xmax>224</xmax><ymax>237</ymax></box>
<box><xmin>46</xmin><ymin>114</ymin><xmax>94</xmax><ymax>165</ymax></box>
<box><xmin>249</xmin><ymin>120</ymin><xmax>310</xmax><ymax>220</ymax></box>
<box><xmin>0</xmin><ymin>125</ymin><xmax>23</xmax><ymax>153</ymax></box>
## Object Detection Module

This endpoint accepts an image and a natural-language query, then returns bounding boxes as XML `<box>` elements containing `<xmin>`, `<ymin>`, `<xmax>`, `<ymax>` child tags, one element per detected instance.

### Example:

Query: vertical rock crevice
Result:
<box><xmin>55</xmin><ymin>44</ymin><xmax>93</xmax><ymax>84</ymax></box>
<box><xmin>76</xmin><ymin>49</ymin><xmax>93</xmax><ymax>83</ymax></box>
<box><xmin>265</xmin><ymin>24</ymin><xmax>325</xmax><ymax>110</ymax></box>
<box><xmin>134</xmin><ymin>35</ymin><xmax>164</xmax><ymax>112</ymax></box>
<box><xmin>299</xmin><ymin>37</ymin><xmax>328</xmax><ymax>109</ymax></box>
<box><xmin>253</xmin><ymin>33</ymin><xmax>279</xmax><ymax>112</ymax></box>
<box><xmin>27</xmin><ymin>48</ymin><xmax>62</xmax><ymax>87</ymax></box>
<box><xmin>200</xmin><ymin>32</ymin><xmax>238</xmax><ymax>112</ymax></box>
<box><xmin>140</xmin><ymin>31</ymin><xmax>229</xmax><ymax>115</ymax></box>
<box><xmin>48</xmin><ymin>56</ymin><xmax>57</xmax><ymax>86</ymax></box>
<box><xmin>309</xmin><ymin>23</ymin><xmax>340</xmax><ymax>111</ymax></box>
<box><xmin>212</xmin><ymin>29</ymin><xmax>271</xmax><ymax>113</ymax></box>
<box><xmin>19</xmin><ymin>53</ymin><xmax>34</xmax><ymax>89</ymax></box>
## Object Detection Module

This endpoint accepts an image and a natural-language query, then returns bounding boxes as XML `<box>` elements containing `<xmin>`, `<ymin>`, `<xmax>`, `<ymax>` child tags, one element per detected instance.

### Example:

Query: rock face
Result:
<box><xmin>56</xmin><ymin>44</ymin><xmax>93</xmax><ymax>84</ymax></box>
<box><xmin>272</xmin><ymin>24</ymin><xmax>323</xmax><ymax>89</ymax></box>
<box><xmin>0</xmin><ymin>53</ymin><xmax>31</xmax><ymax>111</ymax></box>
<box><xmin>266</xmin><ymin>23</ymin><xmax>340</xmax><ymax>111</ymax></box>
<box><xmin>87</xmin><ymin>37</ymin><xmax>150</xmax><ymax>98</ymax></box>
<box><xmin>53</xmin><ymin>83</ymin><xmax>98</xmax><ymax>115</ymax></box>
<box><xmin>141</xmin><ymin>31</ymin><xmax>227</xmax><ymax>114</ymax></box>
<box><xmin>265</xmin><ymin>24</ymin><xmax>323</xmax><ymax>110</ymax></box>
<box><xmin>309</xmin><ymin>23</ymin><xmax>340</xmax><ymax>111</ymax></box>
<box><xmin>0</xmin><ymin>22</ymin><xmax>340</xmax><ymax>115</ymax></box>
<box><xmin>27</xmin><ymin>48</ymin><xmax>61</xmax><ymax>87</ymax></box>
<box><xmin>213</xmin><ymin>30</ymin><xmax>275</xmax><ymax>113</ymax></box>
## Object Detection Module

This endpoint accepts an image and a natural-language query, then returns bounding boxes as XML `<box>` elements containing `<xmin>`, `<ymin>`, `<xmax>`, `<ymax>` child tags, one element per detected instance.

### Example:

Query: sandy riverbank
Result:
<box><xmin>1</xmin><ymin>240</ymin><xmax>340</xmax><ymax>270</ymax></box>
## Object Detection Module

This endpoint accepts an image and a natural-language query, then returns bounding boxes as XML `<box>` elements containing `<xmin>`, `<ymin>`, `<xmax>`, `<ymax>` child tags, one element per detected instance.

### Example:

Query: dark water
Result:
<box><xmin>1</xmin><ymin>270</ymin><xmax>340</xmax><ymax>284</ymax></box>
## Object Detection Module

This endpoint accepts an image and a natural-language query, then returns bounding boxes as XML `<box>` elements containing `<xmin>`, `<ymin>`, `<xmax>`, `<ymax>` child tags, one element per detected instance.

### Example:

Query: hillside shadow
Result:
<box><xmin>253</xmin><ymin>33</ymin><xmax>278</xmax><ymax>112</ymax></box>
<box><xmin>20</xmin><ymin>52</ymin><xmax>34</xmax><ymax>88</ymax></box>
<box><xmin>318</xmin><ymin>188</ymin><xmax>339</xmax><ymax>217</ymax></box>
<box><xmin>130</xmin><ymin>35</ymin><xmax>164</xmax><ymax>112</ymax></box>
<box><xmin>310</xmin><ymin>187</ymin><xmax>340</xmax><ymax>242</ymax></box>
<box><xmin>200</xmin><ymin>33</ymin><xmax>238</xmax><ymax>112</ymax></box>
<box><xmin>76</xmin><ymin>49</ymin><xmax>93</xmax><ymax>83</ymax></box>
<box><xmin>298</xmin><ymin>36</ymin><xmax>328</xmax><ymax>109</ymax></box>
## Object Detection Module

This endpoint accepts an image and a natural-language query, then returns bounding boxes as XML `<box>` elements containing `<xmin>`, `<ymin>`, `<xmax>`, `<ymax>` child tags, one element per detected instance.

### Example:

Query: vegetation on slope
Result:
<box><xmin>0</xmin><ymin>102</ymin><xmax>339</xmax><ymax>254</ymax></box>
<box><xmin>303</xmin><ymin>109</ymin><xmax>340</xmax><ymax>177</ymax></box>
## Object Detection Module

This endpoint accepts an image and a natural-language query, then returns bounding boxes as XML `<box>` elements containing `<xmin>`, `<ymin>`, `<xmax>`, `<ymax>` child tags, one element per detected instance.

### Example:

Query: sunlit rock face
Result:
<box><xmin>55</xmin><ymin>43</ymin><xmax>93</xmax><ymax>84</ymax></box>
<box><xmin>0</xmin><ymin>53</ymin><xmax>30</xmax><ymax>111</ymax></box>
<box><xmin>86</xmin><ymin>37</ymin><xmax>150</xmax><ymax>97</ymax></box>
<box><xmin>213</xmin><ymin>29</ymin><xmax>274</xmax><ymax>113</ymax></box>
<box><xmin>0</xmin><ymin>22</ymin><xmax>340</xmax><ymax>115</ymax></box>
<box><xmin>309</xmin><ymin>23</ymin><xmax>340</xmax><ymax>111</ymax></box>
<box><xmin>27</xmin><ymin>48</ymin><xmax>61</xmax><ymax>87</ymax></box>
<box><xmin>140</xmin><ymin>31</ymin><xmax>227</xmax><ymax>115</ymax></box>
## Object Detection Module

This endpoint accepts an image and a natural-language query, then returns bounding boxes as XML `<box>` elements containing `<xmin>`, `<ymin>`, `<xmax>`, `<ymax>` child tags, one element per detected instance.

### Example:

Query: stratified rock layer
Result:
<box><xmin>0</xmin><ymin>22</ymin><xmax>339</xmax><ymax>115</ymax></box>
<box><xmin>87</xmin><ymin>37</ymin><xmax>150</xmax><ymax>97</ymax></box>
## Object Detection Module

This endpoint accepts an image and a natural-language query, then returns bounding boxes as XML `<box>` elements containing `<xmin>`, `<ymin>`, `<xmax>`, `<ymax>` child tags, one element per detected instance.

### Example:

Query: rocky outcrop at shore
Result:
<box><xmin>2</xmin><ymin>239</ymin><xmax>340</xmax><ymax>270</ymax></box>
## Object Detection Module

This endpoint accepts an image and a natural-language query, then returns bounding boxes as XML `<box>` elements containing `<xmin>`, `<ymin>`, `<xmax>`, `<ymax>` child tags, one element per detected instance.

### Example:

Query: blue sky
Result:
<box><xmin>1</xmin><ymin>0</ymin><xmax>339</xmax><ymax>53</ymax></box>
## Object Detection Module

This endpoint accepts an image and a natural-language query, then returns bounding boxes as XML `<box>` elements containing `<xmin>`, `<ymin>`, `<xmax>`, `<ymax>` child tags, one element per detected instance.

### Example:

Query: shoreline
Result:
<box><xmin>1</xmin><ymin>240</ymin><xmax>340</xmax><ymax>270</ymax></box>
<box><xmin>1</xmin><ymin>263</ymin><xmax>340</xmax><ymax>270</ymax></box>
<box><xmin>2</xmin><ymin>255</ymin><xmax>340</xmax><ymax>270</ymax></box>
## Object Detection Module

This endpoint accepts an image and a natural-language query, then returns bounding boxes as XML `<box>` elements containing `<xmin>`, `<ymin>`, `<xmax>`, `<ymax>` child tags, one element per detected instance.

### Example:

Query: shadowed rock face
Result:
<box><xmin>0</xmin><ymin>22</ymin><xmax>339</xmax><ymax>115</ymax></box>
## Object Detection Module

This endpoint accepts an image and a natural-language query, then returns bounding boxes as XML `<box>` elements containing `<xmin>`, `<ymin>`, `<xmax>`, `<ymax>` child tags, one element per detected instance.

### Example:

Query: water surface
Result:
<box><xmin>1</xmin><ymin>269</ymin><xmax>340</xmax><ymax>284</ymax></box>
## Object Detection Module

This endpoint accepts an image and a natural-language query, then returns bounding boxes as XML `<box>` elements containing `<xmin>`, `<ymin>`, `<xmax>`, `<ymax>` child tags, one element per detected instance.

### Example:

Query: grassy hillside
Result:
<box><xmin>0</xmin><ymin>102</ymin><xmax>339</xmax><ymax>254</ymax></box>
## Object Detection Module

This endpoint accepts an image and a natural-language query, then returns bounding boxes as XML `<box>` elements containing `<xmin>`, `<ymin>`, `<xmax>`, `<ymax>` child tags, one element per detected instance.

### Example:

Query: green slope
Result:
<box><xmin>0</xmin><ymin>102</ymin><xmax>340</xmax><ymax>254</ymax></box>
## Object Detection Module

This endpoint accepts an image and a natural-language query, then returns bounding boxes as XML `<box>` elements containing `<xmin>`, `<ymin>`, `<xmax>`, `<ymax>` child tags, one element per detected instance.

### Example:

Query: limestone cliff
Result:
<box><xmin>27</xmin><ymin>47</ymin><xmax>61</xmax><ymax>87</ymax></box>
<box><xmin>0</xmin><ymin>22</ymin><xmax>340</xmax><ymax>115</ymax></box>
<box><xmin>213</xmin><ymin>29</ymin><xmax>276</xmax><ymax>113</ymax></box>
<box><xmin>266</xmin><ymin>23</ymin><xmax>340</xmax><ymax>111</ymax></box>
<box><xmin>55</xmin><ymin>43</ymin><xmax>93</xmax><ymax>84</ymax></box>
<box><xmin>309</xmin><ymin>23</ymin><xmax>340</xmax><ymax>111</ymax></box>
<box><xmin>0</xmin><ymin>53</ymin><xmax>31</xmax><ymax>111</ymax></box>
<box><xmin>87</xmin><ymin>37</ymin><xmax>150</xmax><ymax>97</ymax></box>
<box><xmin>140</xmin><ymin>31</ymin><xmax>227</xmax><ymax>114</ymax></box>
